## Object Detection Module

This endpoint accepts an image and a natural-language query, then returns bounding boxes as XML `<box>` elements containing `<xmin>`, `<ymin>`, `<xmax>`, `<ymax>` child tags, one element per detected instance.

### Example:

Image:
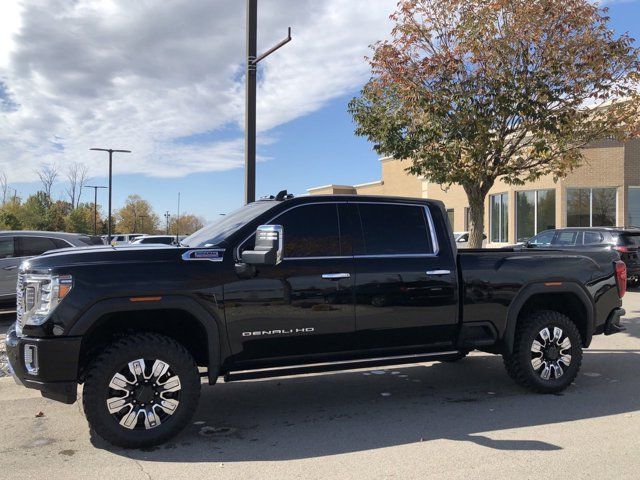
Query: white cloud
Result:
<box><xmin>0</xmin><ymin>0</ymin><xmax>395</xmax><ymax>182</ymax></box>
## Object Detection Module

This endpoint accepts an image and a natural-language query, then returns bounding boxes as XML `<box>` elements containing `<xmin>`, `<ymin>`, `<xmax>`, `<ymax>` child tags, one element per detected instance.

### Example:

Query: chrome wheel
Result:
<box><xmin>106</xmin><ymin>358</ymin><xmax>181</xmax><ymax>430</ymax></box>
<box><xmin>530</xmin><ymin>326</ymin><xmax>572</xmax><ymax>380</ymax></box>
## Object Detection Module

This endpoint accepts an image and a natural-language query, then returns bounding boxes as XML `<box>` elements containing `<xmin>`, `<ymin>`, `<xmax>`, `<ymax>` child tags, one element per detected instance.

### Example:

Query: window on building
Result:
<box><xmin>464</xmin><ymin>207</ymin><xmax>470</xmax><ymax>231</ymax></box>
<box><xmin>490</xmin><ymin>193</ymin><xmax>508</xmax><ymax>243</ymax></box>
<box><xmin>628</xmin><ymin>187</ymin><xmax>640</xmax><ymax>227</ymax></box>
<box><xmin>446</xmin><ymin>208</ymin><xmax>454</xmax><ymax>228</ymax></box>
<box><xmin>516</xmin><ymin>189</ymin><xmax>556</xmax><ymax>242</ymax></box>
<box><xmin>567</xmin><ymin>188</ymin><xmax>616</xmax><ymax>227</ymax></box>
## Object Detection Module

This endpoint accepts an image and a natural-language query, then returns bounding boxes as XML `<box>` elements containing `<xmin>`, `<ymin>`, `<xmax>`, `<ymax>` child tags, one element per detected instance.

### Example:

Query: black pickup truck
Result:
<box><xmin>5</xmin><ymin>193</ymin><xmax>627</xmax><ymax>448</ymax></box>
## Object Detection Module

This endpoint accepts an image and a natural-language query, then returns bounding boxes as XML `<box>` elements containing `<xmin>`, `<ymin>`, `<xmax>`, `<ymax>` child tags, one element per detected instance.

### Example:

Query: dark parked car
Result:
<box><xmin>523</xmin><ymin>227</ymin><xmax>640</xmax><ymax>287</ymax></box>
<box><xmin>0</xmin><ymin>231</ymin><xmax>104</xmax><ymax>302</ymax></box>
<box><xmin>6</xmin><ymin>194</ymin><xmax>626</xmax><ymax>448</ymax></box>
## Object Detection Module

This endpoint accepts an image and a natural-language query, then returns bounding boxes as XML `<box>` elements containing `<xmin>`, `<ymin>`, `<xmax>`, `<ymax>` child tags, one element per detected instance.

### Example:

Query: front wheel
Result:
<box><xmin>83</xmin><ymin>333</ymin><xmax>201</xmax><ymax>448</ymax></box>
<box><xmin>503</xmin><ymin>310</ymin><xmax>583</xmax><ymax>394</ymax></box>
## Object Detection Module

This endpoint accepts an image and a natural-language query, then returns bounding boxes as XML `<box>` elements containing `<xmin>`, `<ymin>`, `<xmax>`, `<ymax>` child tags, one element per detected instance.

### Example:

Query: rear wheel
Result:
<box><xmin>83</xmin><ymin>333</ymin><xmax>201</xmax><ymax>448</ymax></box>
<box><xmin>503</xmin><ymin>310</ymin><xmax>582</xmax><ymax>393</ymax></box>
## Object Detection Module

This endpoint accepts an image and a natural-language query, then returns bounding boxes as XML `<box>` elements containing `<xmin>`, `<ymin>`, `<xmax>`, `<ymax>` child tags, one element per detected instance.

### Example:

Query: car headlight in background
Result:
<box><xmin>18</xmin><ymin>274</ymin><xmax>73</xmax><ymax>332</ymax></box>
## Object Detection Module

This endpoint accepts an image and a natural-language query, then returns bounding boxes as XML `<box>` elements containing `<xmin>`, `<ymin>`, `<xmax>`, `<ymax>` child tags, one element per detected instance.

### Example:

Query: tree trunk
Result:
<box><xmin>463</xmin><ymin>184</ymin><xmax>489</xmax><ymax>249</ymax></box>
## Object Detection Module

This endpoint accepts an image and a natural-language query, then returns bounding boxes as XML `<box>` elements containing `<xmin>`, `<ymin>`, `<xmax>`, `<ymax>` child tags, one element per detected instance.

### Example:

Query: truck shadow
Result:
<box><xmin>95</xmin><ymin>313</ymin><xmax>640</xmax><ymax>462</ymax></box>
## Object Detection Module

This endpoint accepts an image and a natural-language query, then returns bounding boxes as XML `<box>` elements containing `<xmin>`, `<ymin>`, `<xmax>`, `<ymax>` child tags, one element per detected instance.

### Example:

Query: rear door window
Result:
<box><xmin>0</xmin><ymin>237</ymin><xmax>15</xmax><ymax>259</ymax></box>
<box><xmin>356</xmin><ymin>203</ymin><xmax>434</xmax><ymax>255</ymax></box>
<box><xmin>16</xmin><ymin>236</ymin><xmax>59</xmax><ymax>257</ymax></box>
<box><xmin>553</xmin><ymin>231</ymin><xmax>580</xmax><ymax>246</ymax></box>
<box><xmin>52</xmin><ymin>238</ymin><xmax>72</xmax><ymax>249</ymax></box>
<box><xmin>583</xmin><ymin>231</ymin><xmax>605</xmax><ymax>245</ymax></box>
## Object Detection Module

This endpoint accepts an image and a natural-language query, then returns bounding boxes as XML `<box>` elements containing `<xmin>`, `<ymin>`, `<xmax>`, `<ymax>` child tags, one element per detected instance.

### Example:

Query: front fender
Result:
<box><xmin>68</xmin><ymin>294</ymin><xmax>223</xmax><ymax>383</ymax></box>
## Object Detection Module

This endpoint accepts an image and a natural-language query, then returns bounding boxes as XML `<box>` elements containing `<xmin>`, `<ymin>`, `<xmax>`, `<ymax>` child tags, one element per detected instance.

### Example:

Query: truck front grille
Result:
<box><xmin>16</xmin><ymin>273</ymin><xmax>25</xmax><ymax>336</ymax></box>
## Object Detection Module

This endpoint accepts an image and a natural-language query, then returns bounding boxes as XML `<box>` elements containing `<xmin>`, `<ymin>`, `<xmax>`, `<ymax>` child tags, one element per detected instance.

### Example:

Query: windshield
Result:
<box><xmin>183</xmin><ymin>201</ymin><xmax>277</xmax><ymax>247</ymax></box>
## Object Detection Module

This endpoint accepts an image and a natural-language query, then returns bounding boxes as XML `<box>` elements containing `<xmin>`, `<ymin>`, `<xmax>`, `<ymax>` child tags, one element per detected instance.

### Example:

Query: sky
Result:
<box><xmin>0</xmin><ymin>0</ymin><xmax>639</xmax><ymax>224</ymax></box>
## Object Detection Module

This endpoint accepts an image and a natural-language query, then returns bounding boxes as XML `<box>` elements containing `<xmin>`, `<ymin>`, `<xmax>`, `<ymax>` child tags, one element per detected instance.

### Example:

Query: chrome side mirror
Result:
<box><xmin>241</xmin><ymin>225</ymin><xmax>283</xmax><ymax>266</ymax></box>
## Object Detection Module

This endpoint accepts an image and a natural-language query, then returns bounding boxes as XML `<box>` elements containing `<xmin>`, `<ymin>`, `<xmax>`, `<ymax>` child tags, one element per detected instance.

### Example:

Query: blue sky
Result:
<box><xmin>1</xmin><ymin>0</ymin><xmax>639</xmax><ymax>224</ymax></box>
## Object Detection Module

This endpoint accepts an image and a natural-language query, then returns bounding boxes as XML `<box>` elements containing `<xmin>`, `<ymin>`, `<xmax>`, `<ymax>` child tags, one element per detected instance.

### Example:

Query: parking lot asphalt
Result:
<box><xmin>1</xmin><ymin>291</ymin><xmax>640</xmax><ymax>480</ymax></box>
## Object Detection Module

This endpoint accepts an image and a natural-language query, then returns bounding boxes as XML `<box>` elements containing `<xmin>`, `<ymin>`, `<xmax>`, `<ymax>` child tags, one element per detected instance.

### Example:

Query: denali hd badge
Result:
<box><xmin>182</xmin><ymin>249</ymin><xmax>225</xmax><ymax>262</ymax></box>
<box><xmin>242</xmin><ymin>327</ymin><xmax>315</xmax><ymax>337</ymax></box>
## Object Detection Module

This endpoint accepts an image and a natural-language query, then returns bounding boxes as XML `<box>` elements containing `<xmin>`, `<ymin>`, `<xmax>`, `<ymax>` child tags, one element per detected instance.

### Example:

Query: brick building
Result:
<box><xmin>308</xmin><ymin>138</ymin><xmax>640</xmax><ymax>246</ymax></box>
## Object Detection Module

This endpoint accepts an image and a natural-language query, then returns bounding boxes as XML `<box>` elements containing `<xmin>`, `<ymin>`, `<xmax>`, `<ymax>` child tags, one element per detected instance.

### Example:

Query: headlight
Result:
<box><xmin>20</xmin><ymin>274</ymin><xmax>73</xmax><ymax>328</ymax></box>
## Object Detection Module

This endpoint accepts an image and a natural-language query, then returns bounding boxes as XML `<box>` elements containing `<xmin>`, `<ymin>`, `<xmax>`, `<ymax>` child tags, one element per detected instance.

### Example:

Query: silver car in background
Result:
<box><xmin>0</xmin><ymin>231</ymin><xmax>103</xmax><ymax>302</ymax></box>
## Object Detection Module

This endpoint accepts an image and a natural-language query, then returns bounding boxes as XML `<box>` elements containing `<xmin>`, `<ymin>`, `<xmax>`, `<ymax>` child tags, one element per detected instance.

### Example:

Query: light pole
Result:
<box><xmin>164</xmin><ymin>211</ymin><xmax>171</xmax><ymax>235</ymax></box>
<box><xmin>90</xmin><ymin>148</ymin><xmax>131</xmax><ymax>243</ymax></box>
<box><xmin>83</xmin><ymin>185</ymin><xmax>107</xmax><ymax>235</ymax></box>
<box><xmin>244</xmin><ymin>0</ymin><xmax>291</xmax><ymax>204</ymax></box>
<box><xmin>139</xmin><ymin>214</ymin><xmax>148</xmax><ymax>233</ymax></box>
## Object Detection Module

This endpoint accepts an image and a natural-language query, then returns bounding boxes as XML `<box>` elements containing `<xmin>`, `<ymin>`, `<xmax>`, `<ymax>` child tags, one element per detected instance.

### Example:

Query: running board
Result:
<box><xmin>224</xmin><ymin>351</ymin><xmax>461</xmax><ymax>382</ymax></box>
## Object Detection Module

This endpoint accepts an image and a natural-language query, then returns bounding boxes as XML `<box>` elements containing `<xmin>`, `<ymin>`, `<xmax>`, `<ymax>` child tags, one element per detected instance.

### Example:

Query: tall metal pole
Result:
<box><xmin>108</xmin><ymin>151</ymin><xmax>113</xmax><ymax>240</ymax></box>
<box><xmin>84</xmin><ymin>185</ymin><xmax>107</xmax><ymax>235</ymax></box>
<box><xmin>244</xmin><ymin>1</ymin><xmax>291</xmax><ymax>204</ymax></box>
<box><xmin>90</xmin><ymin>148</ymin><xmax>131</xmax><ymax>244</ymax></box>
<box><xmin>245</xmin><ymin>0</ymin><xmax>257</xmax><ymax>205</ymax></box>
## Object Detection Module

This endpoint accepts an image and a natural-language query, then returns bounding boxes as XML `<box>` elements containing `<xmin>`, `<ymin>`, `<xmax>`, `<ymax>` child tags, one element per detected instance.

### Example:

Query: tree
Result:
<box><xmin>19</xmin><ymin>192</ymin><xmax>50</xmax><ymax>230</ymax></box>
<box><xmin>66</xmin><ymin>204</ymin><xmax>95</xmax><ymax>234</ymax></box>
<box><xmin>349</xmin><ymin>0</ymin><xmax>640</xmax><ymax>247</ymax></box>
<box><xmin>0</xmin><ymin>198</ymin><xmax>22</xmax><ymax>230</ymax></box>
<box><xmin>65</xmin><ymin>162</ymin><xmax>89</xmax><ymax>208</ymax></box>
<box><xmin>169</xmin><ymin>214</ymin><xmax>205</xmax><ymax>236</ymax></box>
<box><xmin>36</xmin><ymin>164</ymin><xmax>59</xmax><ymax>202</ymax></box>
<box><xmin>115</xmin><ymin>195</ymin><xmax>159</xmax><ymax>233</ymax></box>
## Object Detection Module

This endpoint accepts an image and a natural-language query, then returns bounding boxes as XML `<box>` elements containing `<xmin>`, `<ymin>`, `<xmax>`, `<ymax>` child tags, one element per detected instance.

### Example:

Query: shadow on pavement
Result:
<box><xmin>93</xmin><ymin>312</ymin><xmax>640</xmax><ymax>462</ymax></box>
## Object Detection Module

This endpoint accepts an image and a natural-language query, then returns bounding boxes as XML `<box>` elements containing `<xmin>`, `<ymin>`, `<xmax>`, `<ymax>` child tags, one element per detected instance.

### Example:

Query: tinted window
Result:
<box><xmin>17</xmin><ymin>237</ymin><xmax>58</xmax><ymax>257</ymax></box>
<box><xmin>52</xmin><ymin>238</ymin><xmax>72</xmax><ymax>249</ymax></box>
<box><xmin>141</xmin><ymin>237</ymin><xmax>173</xmax><ymax>244</ymax></box>
<box><xmin>0</xmin><ymin>237</ymin><xmax>14</xmax><ymax>259</ymax></box>
<box><xmin>357</xmin><ymin>204</ymin><xmax>433</xmax><ymax>255</ymax></box>
<box><xmin>553</xmin><ymin>231</ymin><xmax>579</xmax><ymax>246</ymax></box>
<box><xmin>528</xmin><ymin>230</ymin><xmax>555</xmax><ymax>246</ymax></box>
<box><xmin>273</xmin><ymin>204</ymin><xmax>340</xmax><ymax>258</ymax></box>
<box><xmin>583</xmin><ymin>231</ymin><xmax>604</xmax><ymax>245</ymax></box>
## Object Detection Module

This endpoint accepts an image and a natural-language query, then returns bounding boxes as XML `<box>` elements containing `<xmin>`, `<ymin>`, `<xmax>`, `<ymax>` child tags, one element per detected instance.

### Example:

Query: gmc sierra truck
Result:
<box><xmin>5</xmin><ymin>193</ymin><xmax>627</xmax><ymax>448</ymax></box>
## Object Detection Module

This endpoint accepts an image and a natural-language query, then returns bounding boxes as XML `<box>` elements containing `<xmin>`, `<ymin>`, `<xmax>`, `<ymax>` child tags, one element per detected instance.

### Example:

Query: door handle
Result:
<box><xmin>322</xmin><ymin>273</ymin><xmax>351</xmax><ymax>280</ymax></box>
<box><xmin>3</xmin><ymin>266</ymin><xmax>17</xmax><ymax>271</ymax></box>
<box><xmin>426</xmin><ymin>270</ymin><xmax>451</xmax><ymax>275</ymax></box>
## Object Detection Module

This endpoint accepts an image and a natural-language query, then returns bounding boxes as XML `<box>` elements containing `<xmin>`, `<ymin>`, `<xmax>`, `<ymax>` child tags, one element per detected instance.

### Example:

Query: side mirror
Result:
<box><xmin>457</xmin><ymin>237</ymin><xmax>468</xmax><ymax>243</ymax></box>
<box><xmin>241</xmin><ymin>225</ymin><xmax>283</xmax><ymax>266</ymax></box>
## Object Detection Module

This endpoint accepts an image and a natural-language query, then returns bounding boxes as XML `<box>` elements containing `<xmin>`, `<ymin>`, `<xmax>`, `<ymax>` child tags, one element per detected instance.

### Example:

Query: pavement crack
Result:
<box><xmin>133</xmin><ymin>459</ymin><xmax>152</xmax><ymax>480</ymax></box>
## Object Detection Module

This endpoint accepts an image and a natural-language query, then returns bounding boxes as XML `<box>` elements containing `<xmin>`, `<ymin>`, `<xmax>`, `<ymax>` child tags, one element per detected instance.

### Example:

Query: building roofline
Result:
<box><xmin>353</xmin><ymin>180</ymin><xmax>384</xmax><ymax>188</ymax></box>
<box><xmin>307</xmin><ymin>184</ymin><xmax>356</xmax><ymax>192</ymax></box>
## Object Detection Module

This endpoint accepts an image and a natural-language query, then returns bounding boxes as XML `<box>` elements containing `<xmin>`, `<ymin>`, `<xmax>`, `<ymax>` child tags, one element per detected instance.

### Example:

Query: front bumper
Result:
<box><xmin>5</xmin><ymin>322</ymin><xmax>81</xmax><ymax>404</ymax></box>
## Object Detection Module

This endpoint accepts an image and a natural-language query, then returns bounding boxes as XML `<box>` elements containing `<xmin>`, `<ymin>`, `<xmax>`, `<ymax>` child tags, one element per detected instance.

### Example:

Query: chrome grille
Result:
<box><xmin>16</xmin><ymin>273</ymin><xmax>25</xmax><ymax>336</ymax></box>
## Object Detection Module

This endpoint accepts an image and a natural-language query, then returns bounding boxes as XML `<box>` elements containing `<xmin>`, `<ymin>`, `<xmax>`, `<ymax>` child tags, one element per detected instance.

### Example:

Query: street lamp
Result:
<box><xmin>244</xmin><ymin>0</ymin><xmax>291</xmax><ymax>204</ymax></box>
<box><xmin>83</xmin><ymin>185</ymin><xmax>107</xmax><ymax>235</ymax></box>
<box><xmin>138</xmin><ymin>214</ymin><xmax>148</xmax><ymax>233</ymax></box>
<box><xmin>90</xmin><ymin>148</ymin><xmax>131</xmax><ymax>243</ymax></box>
<box><xmin>164</xmin><ymin>211</ymin><xmax>171</xmax><ymax>235</ymax></box>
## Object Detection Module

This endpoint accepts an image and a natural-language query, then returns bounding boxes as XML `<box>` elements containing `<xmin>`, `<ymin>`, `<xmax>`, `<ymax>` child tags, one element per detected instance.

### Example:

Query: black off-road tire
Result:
<box><xmin>83</xmin><ymin>332</ymin><xmax>201</xmax><ymax>448</ymax></box>
<box><xmin>503</xmin><ymin>310</ymin><xmax>583</xmax><ymax>394</ymax></box>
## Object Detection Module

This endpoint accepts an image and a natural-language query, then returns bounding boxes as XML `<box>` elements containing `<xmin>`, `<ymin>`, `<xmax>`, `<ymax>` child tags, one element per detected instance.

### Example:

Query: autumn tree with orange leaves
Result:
<box><xmin>350</xmin><ymin>0</ymin><xmax>640</xmax><ymax>247</ymax></box>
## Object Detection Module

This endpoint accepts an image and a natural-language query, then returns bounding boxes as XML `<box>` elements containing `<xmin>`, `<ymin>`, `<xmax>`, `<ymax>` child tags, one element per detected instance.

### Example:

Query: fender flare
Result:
<box><xmin>504</xmin><ymin>282</ymin><xmax>595</xmax><ymax>353</ymax></box>
<box><xmin>69</xmin><ymin>295</ymin><xmax>222</xmax><ymax>383</ymax></box>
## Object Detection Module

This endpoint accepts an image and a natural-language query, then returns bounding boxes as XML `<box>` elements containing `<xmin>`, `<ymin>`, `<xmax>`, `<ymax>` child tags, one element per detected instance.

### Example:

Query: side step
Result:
<box><xmin>224</xmin><ymin>351</ymin><xmax>461</xmax><ymax>382</ymax></box>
